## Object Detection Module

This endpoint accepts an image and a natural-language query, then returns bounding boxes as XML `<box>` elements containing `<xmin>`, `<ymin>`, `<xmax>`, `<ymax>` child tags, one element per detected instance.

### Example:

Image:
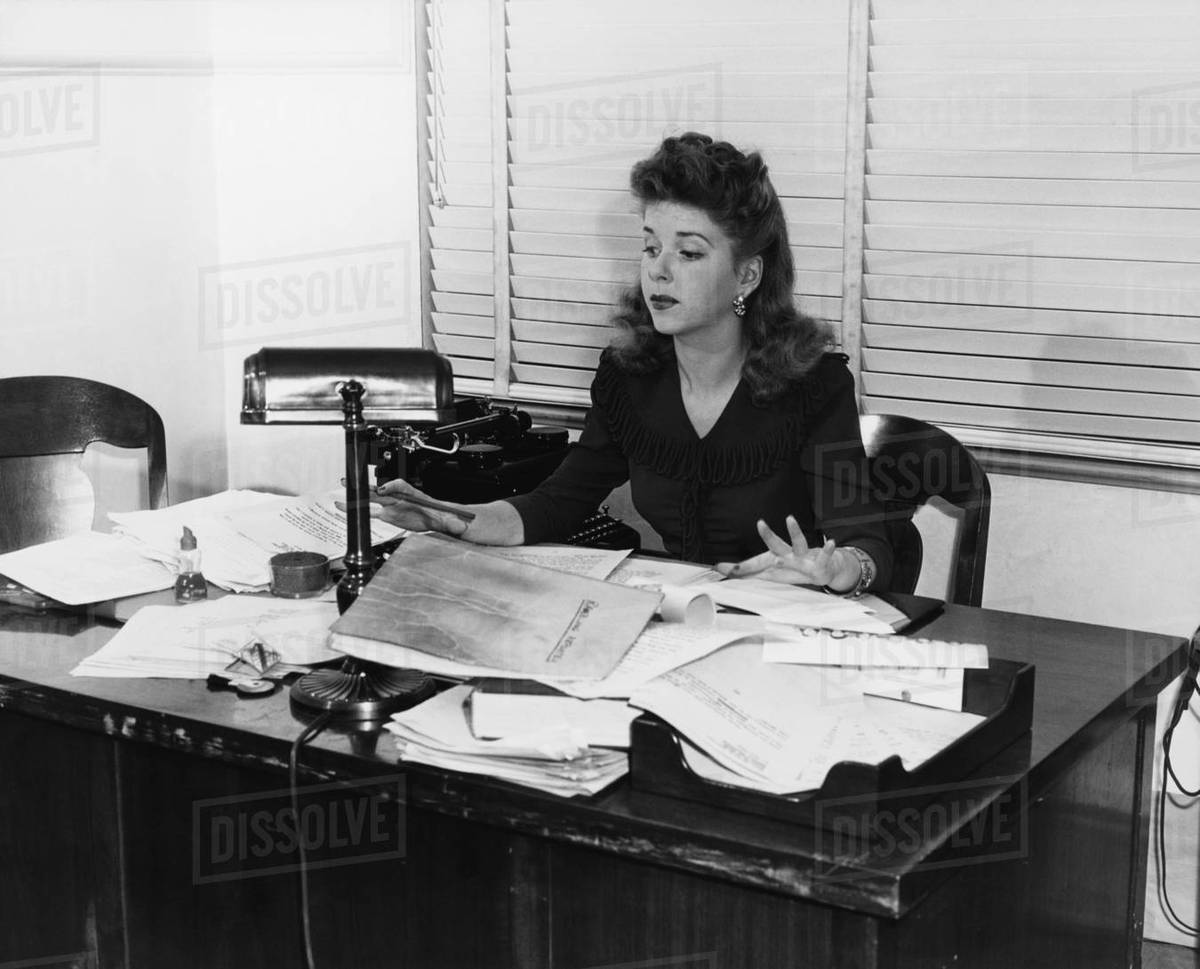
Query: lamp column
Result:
<box><xmin>337</xmin><ymin>379</ymin><xmax>374</xmax><ymax>614</ymax></box>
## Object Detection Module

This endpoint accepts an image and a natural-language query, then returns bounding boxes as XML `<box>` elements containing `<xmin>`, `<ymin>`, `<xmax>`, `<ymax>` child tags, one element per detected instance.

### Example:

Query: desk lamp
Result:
<box><xmin>240</xmin><ymin>346</ymin><xmax>457</xmax><ymax>719</ymax></box>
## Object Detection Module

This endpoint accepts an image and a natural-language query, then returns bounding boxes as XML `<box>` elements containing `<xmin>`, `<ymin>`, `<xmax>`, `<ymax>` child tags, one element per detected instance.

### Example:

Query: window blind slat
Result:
<box><xmin>860</xmin><ymin>398</ymin><xmax>1196</xmax><ymax>445</ymax></box>
<box><xmin>429</xmin><ymin>227</ymin><xmax>493</xmax><ymax>251</ymax></box>
<box><xmin>863</xmin><ymin>301</ymin><xmax>1200</xmax><ymax>343</ymax></box>
<box><xmin>863</xmin><ymin>373</ymin><xmax>1198</xmax><ymax>424</ymax></box>
<box><xmin>865</xmin><ymin>250</ymin><xmax>1200</xmax><ymax>289</ymax></box>
<box><xmin>864</xmin><ymin>279</ymin><xmax>1200</xmax><ymax>316</ymax></box>
<box><xmin>513</xmin><ymin>320</ymin><xmax>612</xmax><ymax>347</ymax></box>
<box><xmin>872</xmin><ymin>0</ymin><xmax>1197</xmax><ymax>16</ymax></box>
<box><xmin>509</xmin><ymin>0</ymin><xmax>844</xmax><ymax>20</ymax></box>
<box><xmin>431</xmin><ymin>334</ymin><xmax>496</xmax><ymax>357</ymax></box>
<box><xmin>512</xmin><ymin>342</ymin><xmax>605</xmax><ymax>369</ymax></box>
<box><xmin>872</xmin><ymin>16</ymin><xmax>1200</xmax><ymax>45</ymax></box>
<box><xmin>511</xmin><ymin>297</ymin><xmax>614</xmax><ymax>326</ymax></box>
<box><xmin>509</xmin><ymin>73</ymin><xmax>851</xmax><ymax>101</ymax></box>
<box><xmin>862</xmin><ymin>345</ymin><xmax>1200</xmax><ymax>385</ymax></box>
<box><xmin>866</xmin><ymin>175</ymin><xmax>1200</xmax><ymax>209</ymax></box>
<box><xmin>432</xmin><ymin>313</ymin><xmax>495</xmax><ymax>337</ymax></box>
<box><xmin>507</xmin><ymin>23</ymin><xmax>847</xmax><ymax>47</ymax></box>
<box><xmin>432</xmin><ymin>292</ymin><xmax>495</xmax><ymax>315</ymax></box>
<box><xmin>506</xmin><ymin>49</ymin><xmax>848</xmax><ymax>74</ymax></box>
<box><xmin>867</xmin><ymin>201</ymin><xmax>1200</xmax><ymax>234</ymax></box>
<box><xmin>431</xmin><ymin>249</ymin><xmax>491</xmax><ymax>273</ymax></box>
<box><xmin>868</xmin><ymin>149</ymin><xmax>1200</xmax><ymax>181</ymax></box>
<box><xmin>864</xmin><ymin>226</ymin><xmax>1200</xmax><ymax>263</ymax></box>
<box><xmin>510</xmin><ymin>364</ymin><xmax>595</xmax><ymax>390</ymax></box>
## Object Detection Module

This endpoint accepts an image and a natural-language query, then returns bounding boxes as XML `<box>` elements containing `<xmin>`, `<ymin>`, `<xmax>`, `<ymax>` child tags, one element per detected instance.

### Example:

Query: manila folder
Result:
<box><xmin>331</xmin><ymin>533</ymin><xmax>661</xmax><ymax>681</ymax></box>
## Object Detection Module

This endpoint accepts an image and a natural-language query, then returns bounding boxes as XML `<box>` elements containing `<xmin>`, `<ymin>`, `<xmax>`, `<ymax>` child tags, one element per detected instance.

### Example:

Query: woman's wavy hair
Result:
<box><xmin>609</xmin><ymin>132</ymin><xmax>832</xmax><ymax>403</ymax></box>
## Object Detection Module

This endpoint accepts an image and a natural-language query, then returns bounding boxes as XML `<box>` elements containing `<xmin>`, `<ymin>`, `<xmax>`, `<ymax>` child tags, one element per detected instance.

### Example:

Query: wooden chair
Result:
<box><xmin>858</xmin><ymin>413</ymin><xmax>991</xmax><ymax>607</ymax></box>
<box><xmin>0</xmin><ymin>376</ymin><xmax>166</xmax><ymax>553</ymax></box>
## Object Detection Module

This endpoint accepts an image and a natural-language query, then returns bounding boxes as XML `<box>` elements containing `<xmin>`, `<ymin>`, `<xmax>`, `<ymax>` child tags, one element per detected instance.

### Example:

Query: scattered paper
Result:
<box><xmin>607</xmin><ymin>557</ymin><xmax>724</xmax><ymax>589</ymax></box>
<box><xmin>71</xmin><ymin>595</ymin><xmax>341</xmax><ymax>678</ymax></box>
<box><xmin>761</xmin><ymin>626</ymin><xmax>988</xmax><ymax>669</ymax></box>
<box><xmin>631</xmin><ymin>642</ymin><xmax>983</xmax><ymax>794</ymax></box>
<box><xmin>477</xmin><ymin>544</ymin><xmax>633</xmax><ymax>581</ymax></box>
<box><xmin>222</xmin><ymin>491</ymin><xmax>404</xmax><ymax>560</ymax></box>
<box><xmin>658</xmin><ymin>585</ymin><xmax>717</xmax><ymax>625</ymax></box>
<box><xmin>0</xmin><ymin>532</ymin><xmax>175</xmax><ymax>605</ymax></box>
<box><xmin>689</xmin><ymin>576</ymin><xmax>896</xmax><ymax>633</ymax></box>
<box><xmin>822</xmin><ymin>665</ymin><xmax>966</xmax><ymax>712</ymax></box>
<box><xmin>544</xmin><ymin>615</ymin><xmax>759</xmax><ymax>699</ymax></box>
<box><xmin>112</xmin><ymin>491</ymin><xmax>287</xmax><ymax>592</ymax></box>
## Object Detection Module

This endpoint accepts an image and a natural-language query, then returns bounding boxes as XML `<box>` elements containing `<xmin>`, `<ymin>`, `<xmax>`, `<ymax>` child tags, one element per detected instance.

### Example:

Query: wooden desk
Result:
<box><xmin>0</xmin><ymin>603</ymin><xmax>1186</xmax><ymax>969</ymax></box>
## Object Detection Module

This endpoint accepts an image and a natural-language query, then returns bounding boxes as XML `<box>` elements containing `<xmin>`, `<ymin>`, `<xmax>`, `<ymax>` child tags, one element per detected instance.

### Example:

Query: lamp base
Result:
<box><xmin>289</xmin><ymin>660</ymin><xmax>434</xmax><ymax>720</ymax></box>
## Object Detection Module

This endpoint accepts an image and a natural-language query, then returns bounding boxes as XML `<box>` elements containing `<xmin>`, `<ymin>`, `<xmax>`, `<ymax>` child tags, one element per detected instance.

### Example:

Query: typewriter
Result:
<box><xmin>370</xmin><ymin>395</ymin><xmax>641</xmax><ymax>551</ymax></box>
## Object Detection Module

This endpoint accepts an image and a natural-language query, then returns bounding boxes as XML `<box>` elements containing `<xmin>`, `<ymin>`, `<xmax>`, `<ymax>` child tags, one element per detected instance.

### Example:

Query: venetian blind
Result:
<box><xmin>425</xmin><ymin>0</ymin><xmax>853</xmax><ymax>405</ymax></box>
<box><xmin>860</xmin><ymin>0</ymin><xmax>1200</xmax><ymax>465</ymax></box>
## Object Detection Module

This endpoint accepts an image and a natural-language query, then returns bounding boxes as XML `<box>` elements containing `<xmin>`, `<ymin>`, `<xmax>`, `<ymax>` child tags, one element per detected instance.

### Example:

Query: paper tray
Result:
<box><xmin>629</xmin><ymin>657</ymin><xmax>1034</xmax><ymax>833</ymax></box>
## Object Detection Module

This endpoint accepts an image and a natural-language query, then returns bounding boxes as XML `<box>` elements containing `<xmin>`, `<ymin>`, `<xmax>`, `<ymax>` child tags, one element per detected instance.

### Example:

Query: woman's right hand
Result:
<box><xmin>349</xmin><ymin>478</ymin><xmax>470</xmax><ymax>537</ymax></box>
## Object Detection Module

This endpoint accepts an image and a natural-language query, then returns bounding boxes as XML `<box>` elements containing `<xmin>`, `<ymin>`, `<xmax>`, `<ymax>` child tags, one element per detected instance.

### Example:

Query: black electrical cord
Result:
<box><xmin>1156</xmin><ymin>634</ymin><xmax>1200</xmax><ymax>937</ymax></box>
<box><xmin>289</xmin><ymin>711</ymin><xmax>334</xmax><ymax>969</ymax></box>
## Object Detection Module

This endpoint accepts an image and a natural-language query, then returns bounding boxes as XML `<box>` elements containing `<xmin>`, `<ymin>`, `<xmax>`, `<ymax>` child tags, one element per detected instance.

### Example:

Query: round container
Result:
<box><xmin>269</xmin><ymin>551</ymin><xmax>331</xmax><ymax>598</ymax></box>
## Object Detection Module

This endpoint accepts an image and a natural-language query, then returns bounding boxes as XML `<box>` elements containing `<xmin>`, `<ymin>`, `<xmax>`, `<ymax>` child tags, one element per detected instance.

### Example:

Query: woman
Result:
<box><xmin>374</xmin><ymin>132</ymin><xmax>892</xmax><ymax>596</ymax></box>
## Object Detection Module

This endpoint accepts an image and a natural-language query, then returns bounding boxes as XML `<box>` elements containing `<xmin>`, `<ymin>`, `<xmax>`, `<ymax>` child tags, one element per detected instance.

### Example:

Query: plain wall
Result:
<box><xmin>1</xmin><ymin>0</ymin><xmax>422</xmax><ymax>514</ymax></box>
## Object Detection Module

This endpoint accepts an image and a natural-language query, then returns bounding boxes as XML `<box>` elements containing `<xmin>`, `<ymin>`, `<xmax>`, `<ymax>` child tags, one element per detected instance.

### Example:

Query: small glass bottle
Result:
<box><xmin>174</xmin><ymin>526</ymin><xmax>208</xmax><ymax>603</ymax></box>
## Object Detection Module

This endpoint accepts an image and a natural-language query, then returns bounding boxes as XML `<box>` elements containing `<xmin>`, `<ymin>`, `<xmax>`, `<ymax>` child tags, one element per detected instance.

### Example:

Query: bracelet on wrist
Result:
<box><xmin>823</xmin><ymin>546</ymin><xmax>875</xmax><ymax>599</ymax></box>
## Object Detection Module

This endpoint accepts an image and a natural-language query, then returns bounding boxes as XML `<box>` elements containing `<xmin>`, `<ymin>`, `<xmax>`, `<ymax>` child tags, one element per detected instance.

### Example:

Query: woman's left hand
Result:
<box><xmin>714</xmin><ymin>516</ymin><xmax>858</xmax><ymax>590</ymax></box>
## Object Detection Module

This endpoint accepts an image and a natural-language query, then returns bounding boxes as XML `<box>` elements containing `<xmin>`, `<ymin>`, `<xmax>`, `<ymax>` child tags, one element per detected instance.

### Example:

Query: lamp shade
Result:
<box><xmin>240</xmin><ymin>347</ymin><xmax>457</xmax><ymax>425</ymax></box>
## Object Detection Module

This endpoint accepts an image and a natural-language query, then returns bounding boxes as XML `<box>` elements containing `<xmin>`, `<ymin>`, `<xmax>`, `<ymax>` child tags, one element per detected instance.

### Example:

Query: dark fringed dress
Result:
<box><xmin>506</xmin><ymin>350</ymin><xmax>893</xmax><ymax>588</ymax></box>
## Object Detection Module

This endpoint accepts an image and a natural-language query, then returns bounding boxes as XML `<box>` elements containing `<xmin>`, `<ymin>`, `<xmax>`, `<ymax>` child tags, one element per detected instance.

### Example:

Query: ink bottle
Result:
<box><xmin>174</xmin><ymin>526</ymin><xmax>208</xmax><ymax>603</ymax></box>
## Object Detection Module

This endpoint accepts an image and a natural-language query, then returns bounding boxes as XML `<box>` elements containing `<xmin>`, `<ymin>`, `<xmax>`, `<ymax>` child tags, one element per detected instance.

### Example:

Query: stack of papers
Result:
<box><xmin>630</xmin><ymin>642</ymin><xmax>986</xmax><ymax>795</ymax></box>
<box><xmin>71</xmin><ymin>595</ymin><xmax>341</xmax><ymax>678</ymax></box>
<box><xmin>112</xmin><ymin>489</ymin><xmax>404</xmax><ymax>593</ymax></box>
<box><xmin>386</xmin><ymin>686</ymin><xmax>628</xmax><ymax>797</ymax></box>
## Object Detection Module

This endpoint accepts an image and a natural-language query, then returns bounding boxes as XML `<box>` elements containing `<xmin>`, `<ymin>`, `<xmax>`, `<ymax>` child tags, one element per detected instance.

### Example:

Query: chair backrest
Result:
<box><xmin>0</xmin><ymin>376</ymin><xmax>167</xmax><ymax>553</ymax></box>
<box><xmin>858</xmin><ymin>413</ymin><xmax>991</xmax><ymax>607</ymax></box>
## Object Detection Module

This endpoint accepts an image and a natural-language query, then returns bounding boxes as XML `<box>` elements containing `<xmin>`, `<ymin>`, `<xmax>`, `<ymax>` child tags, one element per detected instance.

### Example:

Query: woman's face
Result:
<box><xmin>640</xmin><ymin>201</ymin><xmax>748</xmax><ymax>345</ymax></box>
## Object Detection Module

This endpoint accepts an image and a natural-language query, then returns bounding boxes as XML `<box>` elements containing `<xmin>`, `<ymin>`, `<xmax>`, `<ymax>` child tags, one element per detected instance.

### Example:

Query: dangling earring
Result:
<box><xmin>732</xmin><ymin>293</ymin><xmax>747</xmax><ymax>317</ymax></box>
